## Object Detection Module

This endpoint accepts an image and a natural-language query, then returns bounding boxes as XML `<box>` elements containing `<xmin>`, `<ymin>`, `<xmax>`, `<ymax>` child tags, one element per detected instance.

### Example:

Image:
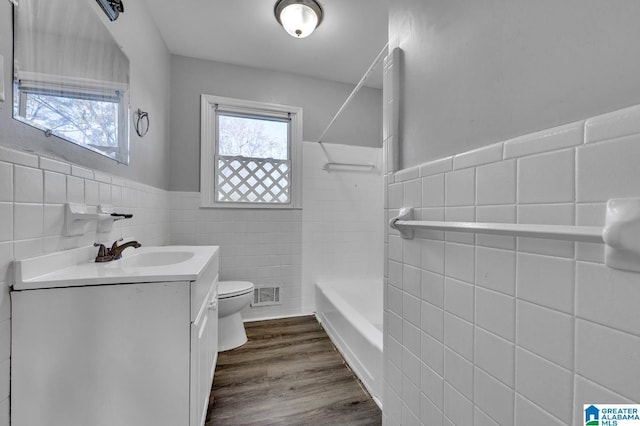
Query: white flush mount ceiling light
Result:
<box><xmin>274</xmin><ymin>0</ymin><xmax>323</xmax><ymax>39</ymax></box>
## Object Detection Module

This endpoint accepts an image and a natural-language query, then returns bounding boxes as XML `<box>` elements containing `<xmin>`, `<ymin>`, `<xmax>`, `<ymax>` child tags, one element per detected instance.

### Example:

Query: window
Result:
<box><xmin>14</xmin><ymin>74</ymin><xmax>129</xmax><ymax>162</ymax></box>
<box><xmin>13</xmin><ymin>0</ymin><xmax>130</xmax><ymax>163</ymax></box>
<box><xmin>200</xmin><ymin>95</ymin><xmax>302</xmax><ymax>208</ymax></box>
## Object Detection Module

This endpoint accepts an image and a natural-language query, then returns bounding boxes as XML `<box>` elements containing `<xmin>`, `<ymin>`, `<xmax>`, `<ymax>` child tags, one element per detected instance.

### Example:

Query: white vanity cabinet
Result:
<box><xmin>10</xmin><ymin>246</ymin><xmax>219</xmax><ymax>426</ymax></box>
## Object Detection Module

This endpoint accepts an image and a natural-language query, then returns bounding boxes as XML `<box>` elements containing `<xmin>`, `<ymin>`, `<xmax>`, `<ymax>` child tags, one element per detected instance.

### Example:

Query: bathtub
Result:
<box><xmin>315</xmin><ymin>280</ymin><xmax>383</xmax><ymax>408</ymax></box>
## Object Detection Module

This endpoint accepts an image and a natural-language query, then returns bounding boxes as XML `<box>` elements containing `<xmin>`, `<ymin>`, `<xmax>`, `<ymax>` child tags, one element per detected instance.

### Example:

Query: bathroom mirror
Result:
<box><xmin>13</xmin><ymin>0</ymin><xmax>130</xmax><ymax>163</ymax></box>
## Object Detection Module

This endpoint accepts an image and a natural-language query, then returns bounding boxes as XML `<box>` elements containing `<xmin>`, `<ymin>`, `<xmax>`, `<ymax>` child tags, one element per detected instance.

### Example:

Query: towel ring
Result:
<box><xmin>134</xmin><ymin>109</ymin><xmax>149</xmax><ymax>137</ymax></box>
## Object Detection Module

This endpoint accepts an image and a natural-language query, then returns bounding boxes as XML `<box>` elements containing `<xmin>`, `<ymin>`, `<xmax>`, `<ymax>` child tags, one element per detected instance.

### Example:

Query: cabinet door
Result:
<box><xmin>208</xmin><ymin>291</ymin><xmax>219</xmax><ymax>384</ymax></box>
<box><xmin>12</xmin><ymin>282</ymin><xmax>190</xmax><ymax>426</ymax></box>
<box><xmin>190</xmin><ymin>311</ymin><xmax>208</xmax><ymax>426</ymax></box>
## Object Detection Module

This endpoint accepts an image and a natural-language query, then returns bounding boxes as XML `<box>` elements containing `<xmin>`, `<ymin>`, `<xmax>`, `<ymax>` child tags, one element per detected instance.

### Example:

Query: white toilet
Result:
<box><xmin>217</xmin><ymin>281</ymin><xmax>255</xmax><ymax>351</ymax></box>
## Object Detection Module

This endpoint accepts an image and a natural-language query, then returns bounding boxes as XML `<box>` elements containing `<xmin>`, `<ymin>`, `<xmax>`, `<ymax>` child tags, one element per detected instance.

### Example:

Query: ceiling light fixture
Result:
<box><xmin>274</xmin><ymin>0</ymin><xmax>323</xmax><ymax>39</ymax></box>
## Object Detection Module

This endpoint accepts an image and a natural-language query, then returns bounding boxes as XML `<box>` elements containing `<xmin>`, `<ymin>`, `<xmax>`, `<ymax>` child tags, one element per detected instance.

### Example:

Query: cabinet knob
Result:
<box><xmin>208</xmin><ymin>297</ymin><xmax>218</xmax><ymax>311</ymax></box>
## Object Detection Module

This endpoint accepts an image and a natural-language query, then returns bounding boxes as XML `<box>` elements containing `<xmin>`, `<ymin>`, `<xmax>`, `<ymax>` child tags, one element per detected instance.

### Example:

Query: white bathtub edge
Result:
<box><xmin>315</xmin><ymin>282</ymin><xmax>383</xmax><ymax>409</ymax></box>
<box><xmin>315</xmin><ymin>311</ymin><xmax>383</xmax><ymax>410</ymax></box>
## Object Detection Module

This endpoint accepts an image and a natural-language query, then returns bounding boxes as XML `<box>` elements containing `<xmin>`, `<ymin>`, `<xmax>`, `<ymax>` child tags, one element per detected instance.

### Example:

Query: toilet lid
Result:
<box><xmin>219</xmin><ymin>281</ymin><xmax>254</xmax><ymax>299</ymax></box>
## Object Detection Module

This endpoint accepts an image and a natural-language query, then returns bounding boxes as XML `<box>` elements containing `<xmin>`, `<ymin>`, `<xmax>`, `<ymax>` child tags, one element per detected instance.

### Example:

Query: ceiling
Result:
<box><xmin>144</xmin><ymin>0</ymin><xmax>388</xmax><ymax>88</ymax></box>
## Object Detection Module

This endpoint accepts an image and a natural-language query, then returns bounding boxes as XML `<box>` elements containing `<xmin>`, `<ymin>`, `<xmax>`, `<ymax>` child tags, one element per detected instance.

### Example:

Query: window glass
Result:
<box><xmin>218</xmin><ymin>113</ymin><xmax>289</xmax><ymax>160</ymax></box>
<box><xmin>19</xmin><ymin>92</ymin><xmax>122</xmax><ymax>160</ymax></box>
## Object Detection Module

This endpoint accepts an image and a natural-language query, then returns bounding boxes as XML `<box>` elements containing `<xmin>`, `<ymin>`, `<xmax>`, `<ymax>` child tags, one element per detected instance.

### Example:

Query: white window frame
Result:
<box><xmin>200</xmin><ymin>94</ymin><xmax>303</xmax><ymax>209</ymax></box>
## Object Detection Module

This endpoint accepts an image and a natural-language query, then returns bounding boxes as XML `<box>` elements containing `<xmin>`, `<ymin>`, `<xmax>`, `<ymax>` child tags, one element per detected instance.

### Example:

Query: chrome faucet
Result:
<box><xmin>94</xmin><ymin>239</ymin><xmax>142</xmax><ymax>262</ymax></box>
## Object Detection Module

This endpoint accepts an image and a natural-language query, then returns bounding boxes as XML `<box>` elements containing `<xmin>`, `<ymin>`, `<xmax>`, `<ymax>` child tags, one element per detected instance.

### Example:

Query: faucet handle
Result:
<box><xmin>93</xmin><ymin>243</ymin><xmax>108</xmax><ymax>257</ymax></box>
<box><xmin>110</xmin><ymin>238</ymin><xmax>124</xmax><ymax>252</ymax></box>
<box><xmin>111</xmin><ymin>213</ymin><xmax>133</xmax><ymax>220</ymax></box>
<box><xmin>111</xmin><ymin>213</ymin><xmax>133</xmax><ymax>219</ymax></box>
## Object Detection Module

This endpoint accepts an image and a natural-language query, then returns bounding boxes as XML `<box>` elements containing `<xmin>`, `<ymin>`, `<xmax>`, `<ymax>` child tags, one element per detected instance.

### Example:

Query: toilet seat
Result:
<box><xmin>219</xmin><ymin>281</ymin><xmax>254</xmax><ymax>299</ymax></box>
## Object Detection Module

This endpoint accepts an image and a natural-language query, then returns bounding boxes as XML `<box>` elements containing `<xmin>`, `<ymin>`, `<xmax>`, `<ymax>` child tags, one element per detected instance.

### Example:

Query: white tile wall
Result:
<box><xmin>475</xmin><ymin>287</ymin><xmax>514</xmax><ymax>341</ymax></box>
<box><xmin>475</xmin><ymin>327</ymin><xmax>513</xmax><ymax>387</ymax></box>
<box><xmin>444</xmin><ymin>313</ymin><xmax>473</xmax><ymax>361</ymax></box>
<box><xmin>170</xmin><ymin>190</ymin><xmax>302</xmax><ymax>321</ymax></box>
<box><xmin>515</xmin><ymin>394</ymin><xmax>565</xmax><ymax>426</ymax></box>
<box><xmin>474</xmin><ymin>367</ymin><xmax>513</xmax><ymax>425</ymax></box>
<box><xmin>575</xmin><ymin>320</ymin><xmax>640</xmax><ymax>401</ymax></box>
<box><xmin>517</xmin><ymin>148</ymin><xmax>575</xmax><ymax>204</ymax></box>
<box><xmin>0</xmin><ymin>163</ymin><xmax>12</xmax><ymax>202</ymax></box>
<box><xmin>475</xmin><ymin>246</ymin><xmax>515</xmax><ymax>295</ymax></box>
<box><xmin>300</xmin><ymin>142</ymin><xmax>383</xmax><ymax>313</ymax></box>
<box><xmin>518</xmin><ymin>348</ymin><xmax>574</xmax><ymax>423</ymax></box>
<box><xmin>516</xmin><ymin>300</ymin><xmax>573</xmax><ymax>369</ymax></box>
<box><xmin>444</xmin><ymin>277</ymin><xmax>474</xmax><ymax>322</ymax></box>
<box><xmin>503</xmin><ymin>120</ymin><xmax>583</xmax><ymax>159</ymax></box>
<box><xmin>422</xmin><ymin>174</ymin><xmax>445</xmax><ymax>207</ymax></box>
<box><xmin>0</xmin><ymin>146</ymin><xmax>170</xmax><ymax>424</ymax></box>
<box><xmin>444</xmin><ymin>383</ymin><xmax>473</xmax><ymax>426</ymax></box>
<box><xmin>170</xmin><ymin>143</ymin><xmax>382</xmax><ymax>320</ymax></box>
<box><xmin>44</xmin><ymin>171</ymin><xmax>67</xmax><ymax>204</ymax></box>
<box><xmin>444</xmin><ymin>243</ymin><xmax>474</xmax><ymax>284</ymax></box>
<box><xmin>420</xmin><ymin>156</ymin><xmax>453</xmax><ymax>177</ymax></box>
<box><xmin>421</xmin><ymin>361</ymin><xmax>443</xmax><ymax>407</ymax></box>
<box><xmin>584</xmin><ymin>104</ymin><xmax>640</xmax><ymax>144</ymax></box>
<box><xmin>577</xmin><ymin>134</ymin><xmax>640</xmax><ymax>202</ymax></box>
<box><xmin>384</xmin><ymin>104</ymin><xmax>640</xmax><ymax>425</ymax></box>
<box><xmin>404</xmin><ymin>178</ymin><xmax>422</xmax><ymax>208</ymax></box>
<box><xmin>421</xmin><ymin>301</ymin><xmax>443</xmax><ymax>341</ymax></box>
<box><xmin>576</xmin><ymin>262</ymin><xmax>640</xmax><ymax>335</ymax></box>
<box><xmin>403</xmin><ymin>293</ymin><xmax>421</xmax><ymax>327</ymax></box>
<box><xmin>421</xmin><ymin>269</ymin><xmax>444</xmax><ymax>307</ymax></box>
<box><xmin>39</xmin><ymin>157</ymin><xmax>71</xmax><ymax>174</ymax></box>
<box><xmin>403</xmin><ymin>264</ymin><xmax>421</xmax><ymax>299</ymax></box>
<box><xmin>0</xmin><ymin>205</ymin><xmax>12</xmax><ymax>242</ymax></box>
<box><xmin>445</xmin><ymin>168</ymin><xmax>475</xmax><ymax>207</ymax></box>
<box><xmin>444</xmin><ymin>347</ymin><xmax>473</xmax><ymax>399</ymax></box>
<box><xmin>453</xmin><ymin>143</ymin><xmax>503</xmax><ymax>171</ymax></box>
<box><xmin>476</xmin><ymin>160</ymin><xmax>516</xmax><ymax>206</ymax></box>
<box><xmin>573</xmin><ymin>376</ymin><xmax>635</xmax><ymax>426</ymax></box>
<box><xmin>14</xmin><ymin>165</ymin><xmax>43</xmax><ymax>203</ymax></box>
<box><xmin>475</xmin><ymin>406</ymin><xmax>500</xmax><ymax>426</ymax></box>
<box><xmin>403</xmin><ymin>320</ymin><xmax>421</xmax><ymax>357</ymax></box>
<box><xmin>516</xmin><ymin>253</ymin><xmax>574</xmax><ymax>313</ymax></box>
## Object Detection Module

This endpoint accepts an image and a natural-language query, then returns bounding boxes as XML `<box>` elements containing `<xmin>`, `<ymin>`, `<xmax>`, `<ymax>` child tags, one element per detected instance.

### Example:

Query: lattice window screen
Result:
<box><xmin>215</xmin><ymin>155</ymin><xmax>291</xmax><ymax>203</ymax></box>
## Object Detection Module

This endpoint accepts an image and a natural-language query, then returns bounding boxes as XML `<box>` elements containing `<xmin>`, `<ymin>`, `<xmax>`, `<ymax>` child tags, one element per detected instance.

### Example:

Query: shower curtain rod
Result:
<box><xmin>316</xmin><ymin>42</ymin><xmax>389</xmax><ymax>144</ymax></box>
<box><xmin>389</xmin><ymin>202</ymin><xmax>640</xmax><ymax>273</ymax></box>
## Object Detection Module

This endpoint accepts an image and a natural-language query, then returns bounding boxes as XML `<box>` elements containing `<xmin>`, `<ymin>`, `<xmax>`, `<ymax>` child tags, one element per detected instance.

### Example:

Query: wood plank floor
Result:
<box><xmin>206</xmin><ymin>316</ymin><xmax>382</xmax><ymax>426</ymax></box>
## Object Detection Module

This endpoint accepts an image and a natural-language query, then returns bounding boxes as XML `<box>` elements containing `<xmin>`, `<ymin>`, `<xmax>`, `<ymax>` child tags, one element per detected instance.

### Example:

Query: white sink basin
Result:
<box><xmin>13</xmin><ymin>245</ymin><xmax>219</xmax><ymax>290</ymax></box>
<box><xmin>112</xmin><ymin>251</ymin><xmax>195</xmax><ymax>268</ymax></box>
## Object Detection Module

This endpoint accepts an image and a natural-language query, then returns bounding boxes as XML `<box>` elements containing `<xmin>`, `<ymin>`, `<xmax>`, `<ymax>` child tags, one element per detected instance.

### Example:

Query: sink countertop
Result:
<box><xmin>13</xmin><ymin>245</ymin><xmax>219</xmax><ymax>290</ymax></box>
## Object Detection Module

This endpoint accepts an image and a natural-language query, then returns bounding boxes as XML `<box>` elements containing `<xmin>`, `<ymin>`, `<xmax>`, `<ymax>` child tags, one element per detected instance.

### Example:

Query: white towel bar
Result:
<box><xmin>389</xmin><ymin>198</ymin><xmax>640</xmax><ymax>273</ymax></box>
<box><xmin>323</xmin><ymin>162</ymin><xmax>377</xmax><ymax>172</ymax></box>
<box><xmin>392</xmin><ymin>219</ymin><xmax>603</xmax><ymax>243</ymax></box>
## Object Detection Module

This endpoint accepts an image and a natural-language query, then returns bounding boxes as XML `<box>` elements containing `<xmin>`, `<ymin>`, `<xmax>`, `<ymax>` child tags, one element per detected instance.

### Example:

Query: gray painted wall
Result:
<box><xmin>0</xmin><ymin>1</ymin><xmax>172</xmax><ymax>189</ymax></box>
<box><xmin>169</xmin><ymin>55</ymin><xmax>382</xmax><ymax>192</ymax></box>
<box><xmin>390</xmin><ymin>0</ymin><xmax>640</xmax><ymax>168</ymax></box>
